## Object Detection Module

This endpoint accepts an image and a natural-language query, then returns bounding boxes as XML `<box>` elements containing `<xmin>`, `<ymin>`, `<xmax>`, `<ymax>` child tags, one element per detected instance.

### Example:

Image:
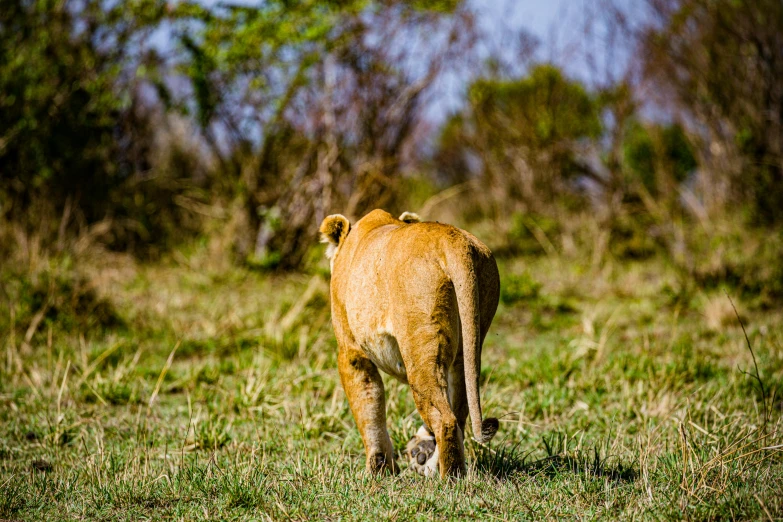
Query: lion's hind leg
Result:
<box><xmin>404</xmin><ymin>358</ymin><xmax>470</xmax><ymax>478</ymax></box>
<box><xmin>405</xmin><ymin>343</ymin><xmax>465</xmax><ymax>478</ymax></box>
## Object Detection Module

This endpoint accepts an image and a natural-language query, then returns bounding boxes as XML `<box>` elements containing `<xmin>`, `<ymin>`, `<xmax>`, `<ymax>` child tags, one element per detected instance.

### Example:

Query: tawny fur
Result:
<box><xmin>321</xmin><ymin>209</ymin><xmax>500</xmax><ymax>478</ymax></box>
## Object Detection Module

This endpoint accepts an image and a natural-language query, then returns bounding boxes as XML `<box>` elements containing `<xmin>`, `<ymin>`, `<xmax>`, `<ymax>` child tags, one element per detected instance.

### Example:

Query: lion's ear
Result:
<box><xmin>319</xmin><ymin>214</ymin><xmax>351</xmax><ymax>259</ymax></box>
<box><xmin>398</xmin><ymin>212</ymin><xmax>421</xmax><ymax>224</ymax></box>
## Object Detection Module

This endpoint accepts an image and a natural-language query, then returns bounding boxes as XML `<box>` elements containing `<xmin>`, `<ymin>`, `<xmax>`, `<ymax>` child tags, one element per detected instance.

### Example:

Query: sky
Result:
<box><xmin>480</xmin><ymin>0</ymin><xmax>570</xmax><ymax>41</ymax></box>
<box><xmin>422</xmin><ymin>0</ymin><xmax>641</xmax><ymax>121</ymax></box>
<box><xmin>476</xmin><ymin>0</ymin><xmax>640</xmax><ymax>83</ymax></box>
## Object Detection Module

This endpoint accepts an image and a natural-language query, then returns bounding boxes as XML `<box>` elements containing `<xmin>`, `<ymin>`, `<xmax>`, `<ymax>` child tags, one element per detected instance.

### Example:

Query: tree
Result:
<box><xmin>172</xmin><ymin>0</ymin><xmax>474</xmax><ymax>268</ymax></box>
<box><xmin>0</xmin><ymin>0</ymin><xmax>190</xmax><ymax>254</ymax></box>
<box><xmin>435</xmin><ymin>64</ymin><xmax>602</xmax><ymax>213</ymax></box>
<box><xmin>641</xmin><ymin>0</ymin><xmax>783</xmax><ymax>222</ymax></box>
<box><xmin>623</xmin><ymin>120</ymin><xmax>696</xmax><ymax>198</ymax></box>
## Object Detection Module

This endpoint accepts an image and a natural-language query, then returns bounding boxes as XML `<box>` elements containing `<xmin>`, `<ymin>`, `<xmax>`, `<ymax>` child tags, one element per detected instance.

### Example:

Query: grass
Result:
<box><xmin>1</xmin><ymin>230</ymin><xmax>782</xmax><ymax>520</ymax></box>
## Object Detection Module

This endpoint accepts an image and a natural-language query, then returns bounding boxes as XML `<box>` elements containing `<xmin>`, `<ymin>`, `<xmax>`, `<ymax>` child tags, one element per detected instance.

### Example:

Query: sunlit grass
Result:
<box><xmin>1</xmin><ymin>241</ymin><xmax>782</xmax><ymax>520</ymax></box>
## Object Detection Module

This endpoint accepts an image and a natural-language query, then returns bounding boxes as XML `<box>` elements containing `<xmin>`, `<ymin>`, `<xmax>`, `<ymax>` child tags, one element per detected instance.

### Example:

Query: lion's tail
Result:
<box><xmin>447</xmin><ymin>244</ymin><xmax>498</xmax><ymax>444</ymax></box>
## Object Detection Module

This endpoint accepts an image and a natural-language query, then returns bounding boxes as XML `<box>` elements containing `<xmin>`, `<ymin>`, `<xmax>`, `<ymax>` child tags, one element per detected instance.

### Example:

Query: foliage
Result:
<box><xmin>0</xmin><ymin>0</ymin><xmax>214</xmax><ymax>257</ymax></box>
<box><xmin>165</xmin><ymin>0</ymin><xmax>470</xmax><ymax>269</ymax></box>
<box><xmin>0</xmin><ymin>0</ymin><xmax>151</xmax><ymax>203</ymax></box>
<box><xmin>468</xmin><ymin>65</ymin><xmax>601</xmax><ymax>150</ymax></box>
<box><xmin>2</xmin><ymin>0</ymin><xmax>778</xmax><ymax>273</ymax></box>
<box><xmin>622</xmin><ymin>120</ymin><xmax>697</xmax><ymax>196</ymax></box>
<box><xmin>0</xmin><ymin>0</ymin><xmax>161</xmax><ymax>203</ymax></box>
<box><xmin>0</xmin><ymin>0</ymin><xmax>470</xmax><ymax>268</ymax></box>
<box><xmin>437</xmin><ymin>64</ymin><xmax>602</xmax><ymax>212</ymax></box>
<box><xmin>500</xmin><ymin>271</ymin><xmax>541</xmax><ymax>304</ymax></box>
<box><xmin>505</xmin><ymin>212</ymin><xmax>561</xmax><ymax>257</ymax></box>
<box><xmin>642</xmin><ymin>0</ymin><xmax>783</xmax><ymax>223</ymax></box>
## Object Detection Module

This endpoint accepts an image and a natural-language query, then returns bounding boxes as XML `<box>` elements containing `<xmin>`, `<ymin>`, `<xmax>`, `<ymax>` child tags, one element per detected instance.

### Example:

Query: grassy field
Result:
<box><xmin>2</xmin><ymin>226</ymin><xmax>782</xmax><ymax>520</ymax></box>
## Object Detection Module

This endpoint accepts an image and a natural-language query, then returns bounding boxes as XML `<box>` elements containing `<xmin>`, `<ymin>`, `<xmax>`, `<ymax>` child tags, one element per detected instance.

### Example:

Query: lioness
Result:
<box><xmin>319</xmin><ymin>209</ymin><xmax>500</xmax><ymax>478</ymax></box>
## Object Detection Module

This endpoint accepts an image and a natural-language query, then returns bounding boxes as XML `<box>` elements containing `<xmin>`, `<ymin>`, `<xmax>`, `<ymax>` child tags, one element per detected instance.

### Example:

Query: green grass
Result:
<box><xmin>1</xmin><ymin>241</ymin><xmax>782</xmax><ymax>520</ymax></box>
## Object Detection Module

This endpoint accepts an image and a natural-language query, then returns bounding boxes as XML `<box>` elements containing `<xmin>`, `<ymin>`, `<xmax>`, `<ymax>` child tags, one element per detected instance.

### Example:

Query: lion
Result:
<box><xmin>319</xmin><ymin>209</ymin><xmax>500</xmax><ymax>479</ymax></box>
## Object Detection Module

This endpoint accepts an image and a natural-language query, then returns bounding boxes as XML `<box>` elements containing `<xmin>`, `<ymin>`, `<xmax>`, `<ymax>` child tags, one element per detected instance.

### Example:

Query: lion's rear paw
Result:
<box><xmin>405</xmin><ymin>426</ymin><xmax>439</xmax><ymax>477</ymax></box>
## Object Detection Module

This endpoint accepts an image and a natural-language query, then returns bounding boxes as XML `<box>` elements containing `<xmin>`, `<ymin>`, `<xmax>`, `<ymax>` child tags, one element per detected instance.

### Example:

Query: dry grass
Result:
<box><xmin>1</xmin><ymin>223</ymin><xmax>782</xmax><ymax>520</ymax></box>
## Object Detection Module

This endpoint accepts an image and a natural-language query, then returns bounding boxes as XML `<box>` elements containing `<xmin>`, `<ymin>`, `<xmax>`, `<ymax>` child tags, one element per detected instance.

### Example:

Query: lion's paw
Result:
<box><xmin>405</xmin><ymin>426</ymin><xmax>439</xmax><ymax>477</ymax></box>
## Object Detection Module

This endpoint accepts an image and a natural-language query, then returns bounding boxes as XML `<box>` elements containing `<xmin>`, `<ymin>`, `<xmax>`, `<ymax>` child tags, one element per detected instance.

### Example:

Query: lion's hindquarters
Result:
<box><xmin>326</xmin><ymin>212</ymin><xmax>499</xmax><ymax>478</ymax></box>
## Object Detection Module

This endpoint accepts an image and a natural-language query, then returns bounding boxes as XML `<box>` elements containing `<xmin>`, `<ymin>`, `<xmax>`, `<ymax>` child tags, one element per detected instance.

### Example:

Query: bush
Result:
<box><xmin>500</xmin><ymin>272</ymin><xmax>541</xmax><ymax>305</ymax></box>
<box><xmin>1</xmin><ymin>262</ymin><xmax>124</xmax><ymax>339</ymax></box>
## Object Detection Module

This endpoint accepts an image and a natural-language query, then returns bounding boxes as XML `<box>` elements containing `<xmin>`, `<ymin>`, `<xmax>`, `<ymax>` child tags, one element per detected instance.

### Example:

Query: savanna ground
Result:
<box><xmin>2</xmin><ymin>217</ymin><xmax>782</xmax><ymax>521</ymax></box>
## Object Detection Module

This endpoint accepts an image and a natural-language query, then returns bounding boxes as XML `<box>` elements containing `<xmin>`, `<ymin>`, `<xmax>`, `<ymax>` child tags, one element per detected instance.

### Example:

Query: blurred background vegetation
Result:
<box><xmin>1</xmin><ymin>0</ymin><xmax>781</xmax><ymax>291</ymax></box>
